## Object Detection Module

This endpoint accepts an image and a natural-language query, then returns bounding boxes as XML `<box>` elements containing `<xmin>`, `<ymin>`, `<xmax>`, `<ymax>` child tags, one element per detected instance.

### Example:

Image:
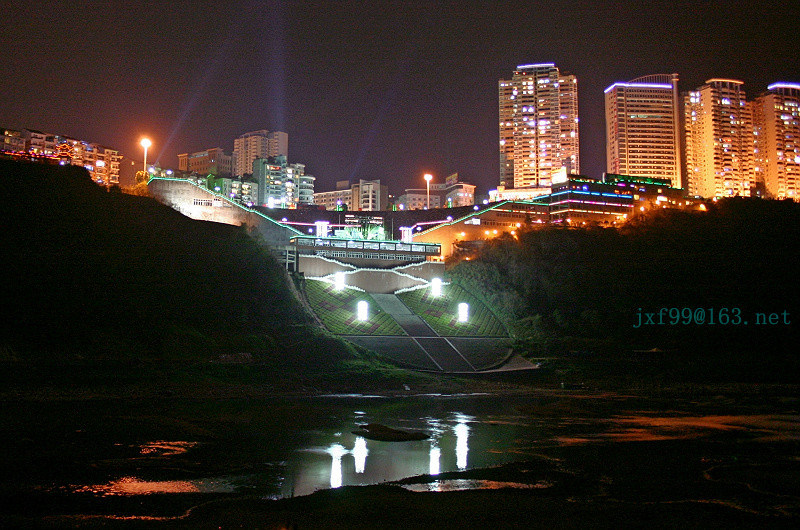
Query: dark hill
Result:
<box><xmin>0</xmin><ymin>159</ymin><xmax>351</xmax><ymax>367</ymax></box>
<box><xmin>449</xmin><ymin>198</ymin><xmax>800</xmax><ymax>382</ymax></box>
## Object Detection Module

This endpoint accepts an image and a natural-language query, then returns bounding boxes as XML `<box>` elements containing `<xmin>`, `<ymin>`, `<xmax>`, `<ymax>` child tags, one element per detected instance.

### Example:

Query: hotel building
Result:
<box><xmin>752</xmin><ymin>83</ymin><xmax>800</xmax><ymax>200</ymax></box>
<box><xmin>605</xmin><ymin>74</ymin><xmax>682</xmax><ymax>188</ymax></box>
<box><xmin>498</xmin><ymin>63</ymin><xmax>579</xmax><ymax>191</ymax></box>
<box><xmin>684</xmin><ymin>79</ymin><xmax>754</xmax><ymax>198</ymax></box>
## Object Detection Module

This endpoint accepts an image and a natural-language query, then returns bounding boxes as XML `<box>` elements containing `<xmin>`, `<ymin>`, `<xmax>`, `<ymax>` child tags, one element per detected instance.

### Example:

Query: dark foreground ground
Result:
<box><xmin>2</xmin><ymin>369</ymin><xmax>798</xmax><ymax>529</ymax></box>
<box><xmin>77</xmin><ymin>434</ymin><xmax>796</xmax><ymax>530</ymax></box>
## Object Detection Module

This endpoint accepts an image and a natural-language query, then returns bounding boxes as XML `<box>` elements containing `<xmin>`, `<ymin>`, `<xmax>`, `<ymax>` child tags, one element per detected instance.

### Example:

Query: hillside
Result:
<box><xmin>449</xmin><ymin>198</ymin><xmax>800</xmax><ymax>382</ymax></box>
<box><xmin>0</xmin><ymin>159</ymin><xmax>355</xmax><ymax>371</ymax></box>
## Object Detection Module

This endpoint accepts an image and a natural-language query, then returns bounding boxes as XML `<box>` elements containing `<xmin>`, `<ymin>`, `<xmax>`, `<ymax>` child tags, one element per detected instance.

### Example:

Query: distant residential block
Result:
<box><xmin>233</xmin><ymin>130</ymin><xmax>288</xmax><ymax>177</ymax></box>
<box><xmin>684</xmin><ymin>79</ymin><xmax>754</xmax><ymax>198</ymax></box>
<box><xmin>605</xmin><ymin>74</ymin><xmax>682</xmax><ymax>188</ymax></box>
<box><xmin>752</xmin><ymin>83</ymin><xmax>800</xmax><ymax>200</ymax></box>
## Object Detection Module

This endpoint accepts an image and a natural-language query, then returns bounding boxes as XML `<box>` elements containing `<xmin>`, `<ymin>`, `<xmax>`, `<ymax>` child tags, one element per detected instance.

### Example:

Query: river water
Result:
<box><xmin>2</xmin><ymin>391</ymin><xmax>798</xmax><ymax>522</ymax></box>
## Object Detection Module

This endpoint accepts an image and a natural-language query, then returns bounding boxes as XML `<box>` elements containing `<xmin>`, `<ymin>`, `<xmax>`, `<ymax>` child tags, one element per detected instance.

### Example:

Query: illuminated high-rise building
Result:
<box><xmin>253</xmin><ymin>155</ymin><xmax>314</xmax><ymax>208</ymax></box>
<box><xmin>684</xmin><ymin>79</ymin><xmax>754</xmax><ymax>198</ymax></box>
<box><xmin>752</xmin><ymin>82</ymin><xmax>800</xmax><ymax>200</ymax></box>
<box><xmin>499</xmin><ymin>63</ymin><xmax>579</xmax><ymax>191</ymax></box>
<box><xmin>605</xmin><ymin>74</ymin><xmax>682</xmax><ymax>188</ymax></box>
<box><xmin>233</xmin><ymin>130</ymin><xmax>288</xmax><ymax>177</ymax></box>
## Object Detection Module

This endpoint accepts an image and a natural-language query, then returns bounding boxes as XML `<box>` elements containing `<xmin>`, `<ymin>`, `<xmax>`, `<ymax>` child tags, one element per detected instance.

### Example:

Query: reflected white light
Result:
<box><xmin>327</xmin><ymin>444</ymin><xmax>346</xmax><ymax>489</ymax></box>
<box><xmin>458</xmin><ymin>302</ymin><xmax>469</xmax><ymax>323</ymax></box>
<box><xmin>429</xmin><ymin>444</ymin><xmax>441</xmax><ymax>476</ymax></box>
<box><xmin>334</xmin><ymin>271</ymin><xmax>345</xmax><ymax>291</ymax></box>
<box><xmin>357</xmin><ymin>300</ymin><xmax>368</xmax><ymax>321</ymax></box>
<box><xmin>431</xmin><ymin>278</ymin><xmax>442</xmax><ymax>297</ymax></box>
<box><xmin>454</xmin><ymin>417</ymin><xmax>470</xmax><ymax>470</ymax></box>
<box><xmin>353</xmin><ymin>437</ymin><xmax>368</xmax><ymax>474</ymax></box>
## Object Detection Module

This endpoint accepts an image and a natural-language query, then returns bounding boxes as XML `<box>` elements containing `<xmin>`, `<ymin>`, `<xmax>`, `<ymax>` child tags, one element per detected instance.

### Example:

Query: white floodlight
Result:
<box><xmin>334</xmin><ymin>271</ymin><xmax>345</xmax><ymax>291</ymax></box>
<box><xmin>357</xmin><ymin>301</ymin><xmax>368</xmax><ymax>321</ymax></box>
<box><xmin>458</xmin><ymin>302</ymin><xmax>469</xmax><ymax>323</ymax></box>
<box><xmin>431</xmin><ymin>278</ymin><xmax>442</xmax><ymax>297</ymax></box>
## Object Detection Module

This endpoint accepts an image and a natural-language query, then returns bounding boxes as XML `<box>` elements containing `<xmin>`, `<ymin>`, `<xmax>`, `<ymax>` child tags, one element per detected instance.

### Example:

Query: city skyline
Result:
<box><xmin>1</xmin><ymin>1</ymin><xmax>797</xmax><ymax>195</ymax></box>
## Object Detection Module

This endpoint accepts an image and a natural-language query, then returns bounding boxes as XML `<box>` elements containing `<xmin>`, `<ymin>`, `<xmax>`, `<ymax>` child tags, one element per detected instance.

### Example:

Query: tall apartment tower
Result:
<box><xmin>752</xmin><ymin>82</ymin><xmax>800</xmax><ymax>200</ymax></box>
<box><xmin>684</xmin><ymin>79</ymin><xmax>754</xmax><ymax>198</ymax></box>
<box><xmin>499</xmin><ymin>63</ymin><xmax>579</xmax><ymax>190</ymax></box>
<box><xmin>232</xmin><ymin>130</ymin><xmax>288</xmax><ymax>177</ymax></box>
<box><xmin>605</xmin><ymin>74</ymin><xmax>682</xmax><ymax>188</ymax></box>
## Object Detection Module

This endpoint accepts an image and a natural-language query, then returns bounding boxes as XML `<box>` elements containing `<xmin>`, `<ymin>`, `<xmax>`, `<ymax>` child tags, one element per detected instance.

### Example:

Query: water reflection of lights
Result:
<box><xmin>429</xmin><ymin>445</ymin><xmax>441</xmax><ymax>476</ymax></box>
<box><xmin>402</xmin><ymin>479</ymin><xmax>551</xmax><ymax>493</ymax></box>
<box><xmin>327</xmin><ymin>444</ymin><xmax>347</xmax><ymax>488</ymax></box>
<box><xmin>353</xmin><ymin>437</ymin><xmax>368</xmax><ymax>474</ymax></box>
<box><xmin>138</xmin><ymin>441</ymin><xmax>198</xmax><ymax>456</ymax></box>
<box><xmin>426</xmin><ymin>418</ymin><xmax>445</xmax><ymax>476</ymax></box>
<box><xmin>454</xmin><ymin>414</ymin><xmax>472</xmax><ymax>470</ymax></box>
<box><xmin>74</xmin><ymin>476</ymin><xmax>236</xmax><ymax>496</ymax></box>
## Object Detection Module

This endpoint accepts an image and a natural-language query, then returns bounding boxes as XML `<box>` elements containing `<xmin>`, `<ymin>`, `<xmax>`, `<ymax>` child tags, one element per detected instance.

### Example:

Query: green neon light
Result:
<box><xmin>147</xmin><ymin>175</ymin><xmax>305</xmax><ymax>235</ymax></box>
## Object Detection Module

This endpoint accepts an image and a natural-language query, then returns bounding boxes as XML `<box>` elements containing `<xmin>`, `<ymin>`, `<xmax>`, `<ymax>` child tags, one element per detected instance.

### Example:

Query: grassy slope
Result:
<box><xmin>396</xmin><ymin>283</ymin><xmax>507</xmax><ymax>337</ymax></box>
<box><xmin>304</xmin><ymin>279</ymin><xmax>405</xmax><ymax>335</ymax></box>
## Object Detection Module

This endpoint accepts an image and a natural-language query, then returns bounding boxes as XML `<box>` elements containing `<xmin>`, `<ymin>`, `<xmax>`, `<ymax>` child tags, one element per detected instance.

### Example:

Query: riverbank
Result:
<box><xmin>2</xmin><ymin>382</ymin><xmax>797</xmax><ymax>529</ymax></box>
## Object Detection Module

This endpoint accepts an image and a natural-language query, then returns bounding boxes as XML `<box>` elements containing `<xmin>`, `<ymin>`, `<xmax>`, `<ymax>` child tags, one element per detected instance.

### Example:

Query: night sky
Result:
<box><xmin>2</xmin><ymin>1</ymin><xmax>797</xmax><ymax>195</ymax></box>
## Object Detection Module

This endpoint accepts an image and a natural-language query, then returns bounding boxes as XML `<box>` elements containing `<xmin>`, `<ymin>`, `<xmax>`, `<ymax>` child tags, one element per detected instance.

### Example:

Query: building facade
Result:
<box><xmin>177</xmin><ymin>147</ymin><xmax>232</xmax><ymax>177</ymax></box>
<box><xmin>233</xmin><ymin>130</ymin><xmax>288</xmax><ymax>177</ymax></box>
<box><xmin>684</xmin><ymin>79</ymin><xmax>754</xmax><ymax>198</ymax></box>
<box><xmin>1</xmin><ymin>128</ymin><xmax>26</xmax><ymax>152</ymax></box>
<box><xmin>24</xmin><ymin>129</ymin><xmax>57</xmax><ymax>155</ymax></box>
<box><xmin>605</xmin><ymin>74</ymin><xmax>682</xmax><ymax>188</ymax></box>
<box><xmin>752</xmin><ymin>83</ymin><xmax>800</xmax><ymax>200</ymax></box>
<box><xmin>314</xmin><ymin>180</ymin><xmax>354</xmax><ymax>210</ymax></box>
<box><xmin>396</xmin><ymin>173</ymin><xmax>475</xmax><ymax>210</ymax></box>
<box><xmin>499</xmin><ymin>63</ymin><xmax>579</xmax><ymax>190</ymax></box>
<box><xmin>253</xmin><ymin>155</ymin><xmax>314</xmax><ymax>208</ymax></box>
<box><xmin>54</xmin><ymin>136</ymin><xmax>121</xmax><ymax>185</ymax></box>
<box><xmin>352</xmin><ymin>179</ymin><xmax>389</xmax><ymax>211</ymax></box>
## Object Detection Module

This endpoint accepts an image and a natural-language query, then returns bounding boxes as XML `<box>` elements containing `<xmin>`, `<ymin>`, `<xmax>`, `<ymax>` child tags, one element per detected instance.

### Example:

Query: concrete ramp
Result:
<box><xmin>414</xmin><ymin>337</ymin><xmax>474</xmax><ymax>372</ymax></box>
<box><xmin>344</xmin><ymin>336</ymin><xmax>441</xmax><ymax>371</ymax></box>
<box><xmin>372</xmin><ymin>294</ymin><xmax>437</xmax><ymax>337</ymax></box>
<box><xmin>348</xmin><ymin>293</ymin><xmax>510</xmax><ymax>373</ymax></box>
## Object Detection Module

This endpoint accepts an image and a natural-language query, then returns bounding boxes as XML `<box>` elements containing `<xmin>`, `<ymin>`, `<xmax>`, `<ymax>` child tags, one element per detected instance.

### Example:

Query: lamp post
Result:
<box><xmin>424</xmin><ymin>173</ymin><xmax>433</xmax><ymax>209</ymax></box>
<box><xmin>140</xmin><ymin>138</ymin><xmax>152</xmax><ymax>174</ymax></box>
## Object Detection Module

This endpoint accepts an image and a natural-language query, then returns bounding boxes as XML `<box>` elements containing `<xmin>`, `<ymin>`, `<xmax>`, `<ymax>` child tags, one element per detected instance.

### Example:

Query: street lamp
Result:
<box><xmin>140</xmin><ymin>138</ymin><xmax>152</xmax><ymax>174</ymax></box>
<box><xmin>424</xmin><ymin>173</ymin><xmax>433</xmax><ymax>209</ymax></box>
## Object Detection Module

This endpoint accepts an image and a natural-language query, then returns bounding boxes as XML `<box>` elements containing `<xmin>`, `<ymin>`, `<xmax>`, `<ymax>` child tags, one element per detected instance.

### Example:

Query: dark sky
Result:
<box><xmin>1</xmin><ymin>1</ymin><xmax>797</xmax><ymax>195</ymax></box>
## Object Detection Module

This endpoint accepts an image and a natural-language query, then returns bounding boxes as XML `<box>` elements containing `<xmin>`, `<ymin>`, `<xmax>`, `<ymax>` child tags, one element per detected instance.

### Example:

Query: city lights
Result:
<box><xmin>140</xmin><ymin>137</ymin><xmax>151</xmax><ymax>174</ymax></box>
<box><xmin>424</xmin><ymin>173</ymin><xmax>433</xmax><ymax>209</ymax></box>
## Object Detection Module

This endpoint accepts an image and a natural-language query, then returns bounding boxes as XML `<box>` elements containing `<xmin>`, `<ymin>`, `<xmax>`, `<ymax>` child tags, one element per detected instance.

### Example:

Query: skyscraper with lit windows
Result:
<box><xmin>752</xmin><ymin>83</ymin><xmax>800</xmax><ymax>200</ymax></box>
<box><xmin>684</xmin><ymin>79</ymin><xmax>754</xmax><ymax>198</ymax></box>
<box><xmin>605</xmin><ymin>74</ymin><xmax>682</xmax><ymax>188</ymax></box>
<box><xmin>499</xmin><ymin>63</ymin><xmax>579</xmax><ymax>192</ymax></box>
